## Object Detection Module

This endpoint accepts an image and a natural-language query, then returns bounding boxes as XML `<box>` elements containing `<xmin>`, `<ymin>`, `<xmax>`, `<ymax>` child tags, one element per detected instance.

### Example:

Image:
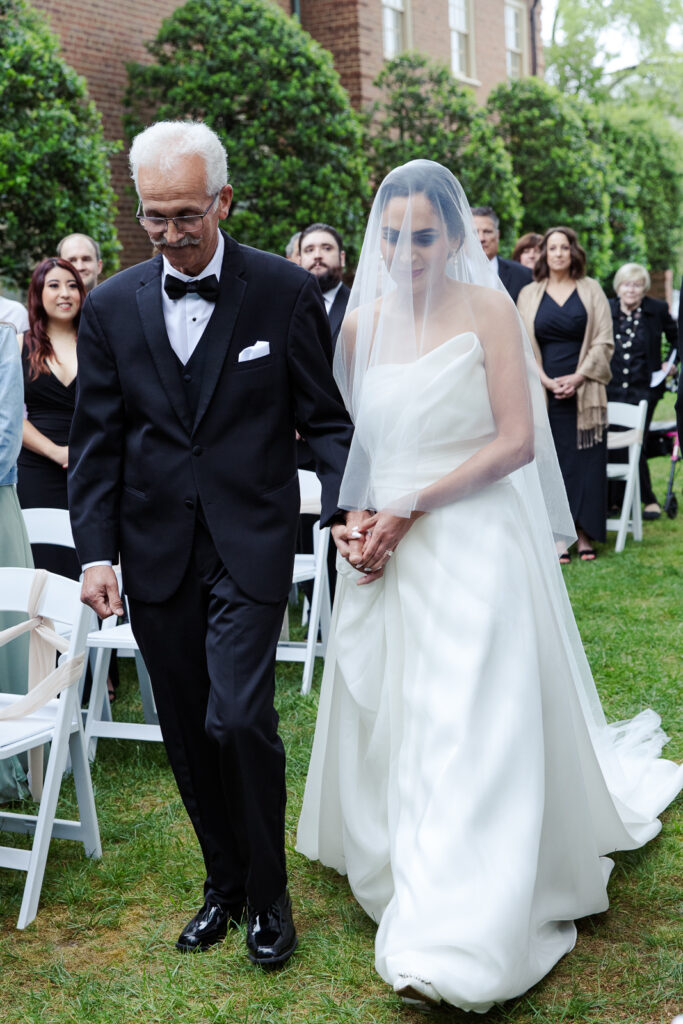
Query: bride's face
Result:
<box><xmin>380</xmin><ymin>193</ymin><xmax>450</xmax><ymax>295</ymax></box>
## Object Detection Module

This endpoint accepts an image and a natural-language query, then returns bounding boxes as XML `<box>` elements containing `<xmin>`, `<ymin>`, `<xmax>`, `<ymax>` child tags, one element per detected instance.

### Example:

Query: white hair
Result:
<box><xmin>613</xmin><ymin>262</ymin><xmax>650</xmax><ymax>292</ymax></box>
<box><xmin>129</xmin><ymin>121</ymin><xmax>228</xmax><ymax>196</ymax></box>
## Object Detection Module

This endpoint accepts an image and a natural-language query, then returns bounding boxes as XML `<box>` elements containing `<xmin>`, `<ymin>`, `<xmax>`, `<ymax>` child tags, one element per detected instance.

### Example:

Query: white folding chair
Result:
<box><xmin>606</xmin><ymin>399</ymin><xmax>649</xmax><ymax>553</ymax></box>
<box><xmin>276</xmin><ymin>471</ymin><xmax>332</xmax><ymax>695</ymax></box>
<box><xmin>0</xmin><ymin>567</ymin><xmax>101</xmax><ymax>928</ymax></box>
<box><xmin>21</xmin><ymin>508</ymin><xmax>161</xmax><ymax>754</ymax></box>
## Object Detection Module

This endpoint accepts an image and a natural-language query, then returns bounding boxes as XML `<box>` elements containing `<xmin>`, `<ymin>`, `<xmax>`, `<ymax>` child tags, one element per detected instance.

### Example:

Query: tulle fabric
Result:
<box><xmin>298</xmin><ymin>333</ymin><xmax>682</xmax><ymax>1011</ymax></box>
<box><xmin>334</xmin><ymin>160</ymin><xmax>575</xmax><ymax>551</ymax></box>
<box><xmin>297</xmin><ymin>161</ymin><xmax>682</xmax><ymax>1011</ymax></box>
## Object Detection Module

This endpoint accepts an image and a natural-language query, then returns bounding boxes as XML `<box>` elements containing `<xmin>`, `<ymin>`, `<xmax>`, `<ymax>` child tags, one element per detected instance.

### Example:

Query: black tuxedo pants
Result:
<box><xmin>128</xmin><ymin>514</ymin><xmax>289</xmax><ymax>912</ymax></box>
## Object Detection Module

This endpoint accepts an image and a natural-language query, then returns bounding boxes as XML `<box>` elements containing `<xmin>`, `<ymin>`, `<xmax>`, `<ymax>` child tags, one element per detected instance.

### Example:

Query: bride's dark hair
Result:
<box><xmin>378</xmin><ymin>162</ymin><xmax>465</xmax><ymax>244</ymax></box>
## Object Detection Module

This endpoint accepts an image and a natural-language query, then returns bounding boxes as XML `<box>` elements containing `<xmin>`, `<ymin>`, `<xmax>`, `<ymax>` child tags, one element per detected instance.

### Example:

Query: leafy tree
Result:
<box><xmin>487</xmin><ymin>78</ymin><xmax>613</xmax><ymax>281</ymax></box>
<box><xmin>125</xmin><ymin>0</ymin><xmax>369</xmax><ymax>260</ymax></box>
<box><xmin>546</xmin><ymin>0</ymin><xmax>683</xmax><ymax>116</ymax></box>
<box><xmin>597</xmin><ymin>106</ymin><xmax>683</xmax><ymax>274</ymax></box>
<box><xmin>0</xmin><ymin>0</ymin><xmax>119</xmax><ymax>288</ymax></box>
<box><xmin>365</xmin><ymin>54</ymin><xmax>523</xmax><ymax>251</ymax></box>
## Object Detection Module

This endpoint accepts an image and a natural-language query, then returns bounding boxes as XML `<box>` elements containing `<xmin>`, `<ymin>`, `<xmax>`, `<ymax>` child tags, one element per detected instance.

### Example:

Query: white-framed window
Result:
<box><xmin>449</xmin><ymin>0</ymin><xmax>473</xmax><ymax>79</ymax></box>
<box><xmin>505</xmin><ymin>1</ymin><xmax>527</xmax><ymax>79</ymax></box>
<box><xmin>383</xmin><ymin>0</ymin><xmax>406</xmax><ymax>59</ymax></box>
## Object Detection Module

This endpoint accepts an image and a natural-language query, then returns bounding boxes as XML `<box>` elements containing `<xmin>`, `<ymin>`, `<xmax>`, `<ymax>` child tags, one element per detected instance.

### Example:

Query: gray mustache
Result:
<box><xmin>154</xmin><ymin>236</ymin><xmax>202</xmax><ymax>250</ymax></box>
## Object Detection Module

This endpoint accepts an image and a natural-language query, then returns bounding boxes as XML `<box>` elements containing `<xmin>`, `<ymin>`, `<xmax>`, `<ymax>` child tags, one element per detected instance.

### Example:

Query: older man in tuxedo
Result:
<box><xmin>68</xmin><ymin>120</ymin><xmax>358</xmax><ymax>969</ymax></box>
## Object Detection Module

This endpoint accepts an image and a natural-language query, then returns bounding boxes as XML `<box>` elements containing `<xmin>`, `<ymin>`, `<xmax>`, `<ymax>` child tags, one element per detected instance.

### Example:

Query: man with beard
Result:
<box><xmin>299</xmin><ymin>223</ymin><xmax>350</xmax><ymax>349</ymax></box>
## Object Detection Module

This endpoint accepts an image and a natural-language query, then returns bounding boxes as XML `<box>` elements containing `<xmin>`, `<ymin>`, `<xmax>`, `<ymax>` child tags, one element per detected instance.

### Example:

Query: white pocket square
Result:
<box><xmin>238</xmin><ymin>340</ymin><xmax>270</xmax><ymax>362</ymax></box>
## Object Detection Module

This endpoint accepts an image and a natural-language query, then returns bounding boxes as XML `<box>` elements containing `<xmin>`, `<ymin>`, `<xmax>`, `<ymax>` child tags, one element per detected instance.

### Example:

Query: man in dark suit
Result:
<box><xmin>472</xmin><ymin>206</ymin><xmax>532</xmax><ymax>303</ymax></box>
<box><xmin>299</xmin><ymin>222</ymin><xmax>350</xmax><ymax>349</ymax></box>
<box><xmin>68</xmin><ymin>121</ymin><xmax>359</xmax><ymax>969</ymax></box>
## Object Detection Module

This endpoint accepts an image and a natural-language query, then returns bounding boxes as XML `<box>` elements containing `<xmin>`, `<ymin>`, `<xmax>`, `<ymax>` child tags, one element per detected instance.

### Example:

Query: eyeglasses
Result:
<box><xmin>136</xmin><ymin>194</ymin><xmax>219</xmax><ymax>237</ymax></box>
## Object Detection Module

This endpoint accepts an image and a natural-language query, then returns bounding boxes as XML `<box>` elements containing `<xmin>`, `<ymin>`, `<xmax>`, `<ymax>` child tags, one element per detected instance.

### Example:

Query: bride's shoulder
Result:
<box><xmin>340</xmin><ymin>297</ymin><xmax>382</xmax><ymax>344</ymax></box>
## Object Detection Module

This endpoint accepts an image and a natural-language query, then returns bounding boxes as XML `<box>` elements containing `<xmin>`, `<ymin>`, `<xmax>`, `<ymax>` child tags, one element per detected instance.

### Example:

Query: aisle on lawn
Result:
<box><xmin>1</xmin><ymin>399</ymin><xmax>681</xmax><ymax>1024</ymax></box>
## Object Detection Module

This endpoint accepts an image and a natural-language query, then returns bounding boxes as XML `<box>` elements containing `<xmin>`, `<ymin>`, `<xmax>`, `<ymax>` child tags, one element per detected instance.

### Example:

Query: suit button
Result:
<box><xmin>192</xmin><ymin>445</ymin><xmax>203</xmax><ymax>456</ymax></box>
<box><xmin>184</xmin><ymin>498</ymin><xmax>195</xmax><ymax>510</ymax></box>
<box><xmin>183</xmin><ymin>373</ymin><xmax>192</xmax><ymax>382</ymax></box>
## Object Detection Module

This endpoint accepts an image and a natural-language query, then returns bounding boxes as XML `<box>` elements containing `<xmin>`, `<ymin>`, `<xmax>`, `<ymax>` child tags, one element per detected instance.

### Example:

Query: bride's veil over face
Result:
<box><xmin>334</xmin><ymin>159</ymin><xmax>576</xmax><ymax>549</ymax></box>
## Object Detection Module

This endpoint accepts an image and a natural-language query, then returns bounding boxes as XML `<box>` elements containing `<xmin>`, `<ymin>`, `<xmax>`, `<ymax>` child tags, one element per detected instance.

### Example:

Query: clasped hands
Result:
<box><xmin>331</xmin><ymin>510</ymin><xmax>422</xmax><ymax>586</ymax></box>
<box><xmin>546</xmin><ymin>372</ymin><xmax>585</xmax><ymax>399</ymax></box>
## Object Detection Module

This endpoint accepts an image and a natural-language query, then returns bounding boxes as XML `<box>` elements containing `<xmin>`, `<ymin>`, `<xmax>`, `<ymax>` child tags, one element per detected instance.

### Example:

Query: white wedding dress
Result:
<box><xmin>297</xmin><ymin>332</ymin><xmax>682</xmax><ymax>1012</ymax></box>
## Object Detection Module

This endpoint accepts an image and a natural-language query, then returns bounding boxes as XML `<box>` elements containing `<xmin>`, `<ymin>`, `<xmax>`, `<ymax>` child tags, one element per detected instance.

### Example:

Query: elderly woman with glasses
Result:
<box><xmin>607</xmin><ymin>263</ymin><xmax>678</xmax><ymax>520</ymax></box>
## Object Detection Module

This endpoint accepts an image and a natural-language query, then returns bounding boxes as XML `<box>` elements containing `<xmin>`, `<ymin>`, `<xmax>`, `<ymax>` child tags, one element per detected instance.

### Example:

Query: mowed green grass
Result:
<box><xmin>1</xmin><ymin>397</ymin><xmax>681</xmax><ymax>1024</ymax></box>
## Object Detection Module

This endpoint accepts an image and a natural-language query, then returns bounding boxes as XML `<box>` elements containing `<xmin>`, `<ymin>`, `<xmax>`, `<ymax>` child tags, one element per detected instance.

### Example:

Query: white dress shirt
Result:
<box><xmin>161</xmin><ymin>231</ymin><xmax>224</xmax><ymax>364</ymax></box>
<box><xmin>322</xmin><ymin>280</ymin><xmax>342</xmax><ymax>316</ymax></box>
<box><xmin>82</xmin><ymin>233</ymin><xmax>225</xmax><ymax>571</ymax></box>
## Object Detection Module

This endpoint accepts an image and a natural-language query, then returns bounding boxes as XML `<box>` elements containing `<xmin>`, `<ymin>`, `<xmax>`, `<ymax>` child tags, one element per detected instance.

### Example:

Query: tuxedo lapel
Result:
<box><xmin>328</xmin><ymin>283</ymin><xmax>349</xmax><ymax>348</ymax></box>
<box><xmin>192</xmin><ymin>233</ymin><xmax>247</xmax><ymax>433</ymax></box>
<box><xmin>136</xmin><ymin>258</ymin><xmax>193</xmax><ymax>435</ymax></box>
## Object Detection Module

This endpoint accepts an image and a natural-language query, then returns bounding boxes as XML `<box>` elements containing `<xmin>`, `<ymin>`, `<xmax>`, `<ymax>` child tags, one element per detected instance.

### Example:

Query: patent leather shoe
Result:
<box><xmin>176</xmin><ymin>900</ymin><xmax>244</xmax><ymax>952</ymax></box>
<box><xmin>246</xmin><ymin>889</ymin><xmax>298</xmax><ymax>968</ymax></box>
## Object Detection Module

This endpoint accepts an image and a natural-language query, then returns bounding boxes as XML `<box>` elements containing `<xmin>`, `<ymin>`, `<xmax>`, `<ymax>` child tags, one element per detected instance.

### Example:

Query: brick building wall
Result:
<box><xmin>30</xmin><ymin>0</ymin><xmax>543</xmax><ymax>269</ymax></box>
<box><xmin>32</xmin><ymin>0</ymin><xmax>182</xmax><ymax>269</ymax></box>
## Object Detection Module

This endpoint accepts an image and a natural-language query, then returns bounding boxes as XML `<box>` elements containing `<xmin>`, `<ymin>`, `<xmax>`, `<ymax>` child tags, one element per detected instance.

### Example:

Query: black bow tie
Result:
<box><xmin>164</xmin><ymin>274</ymin><xmax>220</xmax><ymax>302</ymax></box>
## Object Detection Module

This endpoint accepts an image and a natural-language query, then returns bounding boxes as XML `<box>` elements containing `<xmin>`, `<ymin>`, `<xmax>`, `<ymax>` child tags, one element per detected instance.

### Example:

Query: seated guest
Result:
<box><xmin>512</xmin><ymin>232</ymin><xmax>543</xmax><ymax>271</ymax></box>
<box><xmin>472</xmin><ymin>206</ymin><xmax>532</xmax><ymax>302</ymax></box>
<box><xmin>0</xmin><ymin>320</ymin><xmax>34</xmax><ymax>802</ymax></box>
<box><xmin>608</xmin><ymin>263</ymin><xmax>678</xmax><ymax>520</ymax></box>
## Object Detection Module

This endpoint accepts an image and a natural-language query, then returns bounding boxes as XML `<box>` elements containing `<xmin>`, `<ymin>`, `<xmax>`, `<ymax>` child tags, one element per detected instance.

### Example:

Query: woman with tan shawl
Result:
<box><xmin>518</xmin><ymin>227</ymin><xmax>613</xmax><ymax>562</ymax></box>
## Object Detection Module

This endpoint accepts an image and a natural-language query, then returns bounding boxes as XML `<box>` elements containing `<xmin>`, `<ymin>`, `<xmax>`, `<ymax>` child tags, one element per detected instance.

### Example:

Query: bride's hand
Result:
<box><xmin>355</xmin><ymin>510</ymin><xmax>424</xmax><ymax>574</ymax></box>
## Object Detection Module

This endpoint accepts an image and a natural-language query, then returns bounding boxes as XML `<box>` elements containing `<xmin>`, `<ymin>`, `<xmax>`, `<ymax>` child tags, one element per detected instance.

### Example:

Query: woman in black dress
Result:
<box><xmin>17</xmin><ymin>257</ymin><xmax>85</xmax><ymax>579</ymax></box>
<box><xmin>518</xmin><ymin>228</ymin><xmax>614</xmax><ymax>561</ymax></box>
<box><xmin>607</xmin><ymin>263</ymin><xmax>678</xmax><ymax>519</ymax></box>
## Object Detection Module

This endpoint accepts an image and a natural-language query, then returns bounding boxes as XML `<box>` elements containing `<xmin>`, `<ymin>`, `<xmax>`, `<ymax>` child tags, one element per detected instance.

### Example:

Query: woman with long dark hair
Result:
<box><xmin>297</xmin><ymin>163</ymin><xmax>681</xmax><ymax>1011</ymax></box>
<box><xmin>17</xmin><ymin>257</ymin><xmax>85</xmax><ymax>579</ymax></box>
<box><xmin>518</xmin><ymin>227</ymin><xmax>614</xmax><ymax>561</ymax></box>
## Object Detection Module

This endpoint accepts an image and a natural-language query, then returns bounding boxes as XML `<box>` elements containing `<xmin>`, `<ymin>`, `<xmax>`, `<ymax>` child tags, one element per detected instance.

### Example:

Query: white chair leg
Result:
<box><xmin>16</xmin><ymin>718</ymin><xmax>72</xmax><ymax>929</ymax></box>
<box><xmin>68</xmin><ymin>727</ymin><xmax>102</xmax><ymax>859</ymax></box>
<box><xmin>85</xmin><ymin>647</ymin><xmax>112</xmax><ymax>760</ymax></box>
<box><xmin>632</xmin><ymin>475</ymin><xmax>643</xmax><ymax>541</ymax></box>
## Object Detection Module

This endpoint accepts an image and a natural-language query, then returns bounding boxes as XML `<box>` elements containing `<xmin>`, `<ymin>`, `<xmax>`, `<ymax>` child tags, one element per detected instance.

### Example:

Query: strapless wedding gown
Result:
<box><xmin>296</xmin><ymin>333</ymin><xmax>682</xmax><ymax>1012</ymax></box>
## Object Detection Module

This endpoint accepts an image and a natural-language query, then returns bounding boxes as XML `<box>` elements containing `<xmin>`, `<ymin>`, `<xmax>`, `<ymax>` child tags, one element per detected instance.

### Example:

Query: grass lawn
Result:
<box><xmin>1</xmin><ymin>397</ymin><xmax>681</xmax><ymax>1024</ymax></box>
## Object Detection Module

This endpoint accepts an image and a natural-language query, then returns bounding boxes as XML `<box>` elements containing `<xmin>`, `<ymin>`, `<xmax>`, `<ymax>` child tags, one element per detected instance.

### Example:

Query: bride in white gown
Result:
<box><xmin>296</xmin><ymin>160</ymin><xmax>682</xmax><ymax>1012</ymax></box>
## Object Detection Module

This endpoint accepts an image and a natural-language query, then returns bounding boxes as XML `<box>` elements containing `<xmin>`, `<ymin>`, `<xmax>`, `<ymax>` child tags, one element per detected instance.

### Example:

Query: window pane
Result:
<box><xmin>451</xmin><ymin>30</ymin><xmax>469</xmax><ymax>75</ymax></box>
<box><xmin>449</xmin><ymin>0</ymin><xmax>467</xmax><ymax>34</ymax></box>
<box><xmin>383</xmin><ymin>6</ymin><xmax>403</xmax><ymax>58</ymax></box>
<box><xmin>505</xmin><ymin>5</ymin><xmax>522</xmax><ymax>50</ymax></box>
<box><xmin>506</xmin><ymin>48</ymin><xmax>521</xmax><ymax>78</ymax></box>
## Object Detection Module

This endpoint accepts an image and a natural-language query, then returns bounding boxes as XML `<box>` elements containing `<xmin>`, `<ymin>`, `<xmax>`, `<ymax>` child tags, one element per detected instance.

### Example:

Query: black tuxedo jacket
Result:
<box><xmin>328</xmin><ymin>282</ymin><xmax>350</xmax><ymax>350</ymax></box>
<box><xmin>608</xmin><ymin>295</ymin><xmax>677</xmax><ymax>375</ymax></box>
<box><xmin>497</xmin><ymin>257</ymin><xmax>532</xmax><ymax>303</ymax></box>
<box><xmin>68</xmin><ymin>231</ymin><xmax>353</xmax><ymax>605</ymax></box>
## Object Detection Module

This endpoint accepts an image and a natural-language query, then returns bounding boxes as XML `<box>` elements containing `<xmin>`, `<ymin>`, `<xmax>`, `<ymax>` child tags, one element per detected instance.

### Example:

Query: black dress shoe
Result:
<box><xmin>246</xmin><ymin>889</ymin><xmax>298</xmax><ymax>969</ymax></box>
<box><xmin>176</xmin><ymin>900</ymin><xmax>244</xmax><ymax>952</ymax></box>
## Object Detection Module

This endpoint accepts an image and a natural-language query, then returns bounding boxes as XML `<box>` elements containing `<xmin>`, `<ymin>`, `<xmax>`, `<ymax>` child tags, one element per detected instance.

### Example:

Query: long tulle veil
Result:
<box><xmin>331</xmin><ymin>159</ymin><xmax>682</xmax><ymax>829</ymax></box>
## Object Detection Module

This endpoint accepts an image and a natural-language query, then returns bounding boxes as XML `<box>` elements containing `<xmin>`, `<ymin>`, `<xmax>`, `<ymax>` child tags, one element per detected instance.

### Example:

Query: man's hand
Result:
<box><xmin>81</xmin><ymin>565</ymin><xmax>124</xmax><ymax>619</ymax></box>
